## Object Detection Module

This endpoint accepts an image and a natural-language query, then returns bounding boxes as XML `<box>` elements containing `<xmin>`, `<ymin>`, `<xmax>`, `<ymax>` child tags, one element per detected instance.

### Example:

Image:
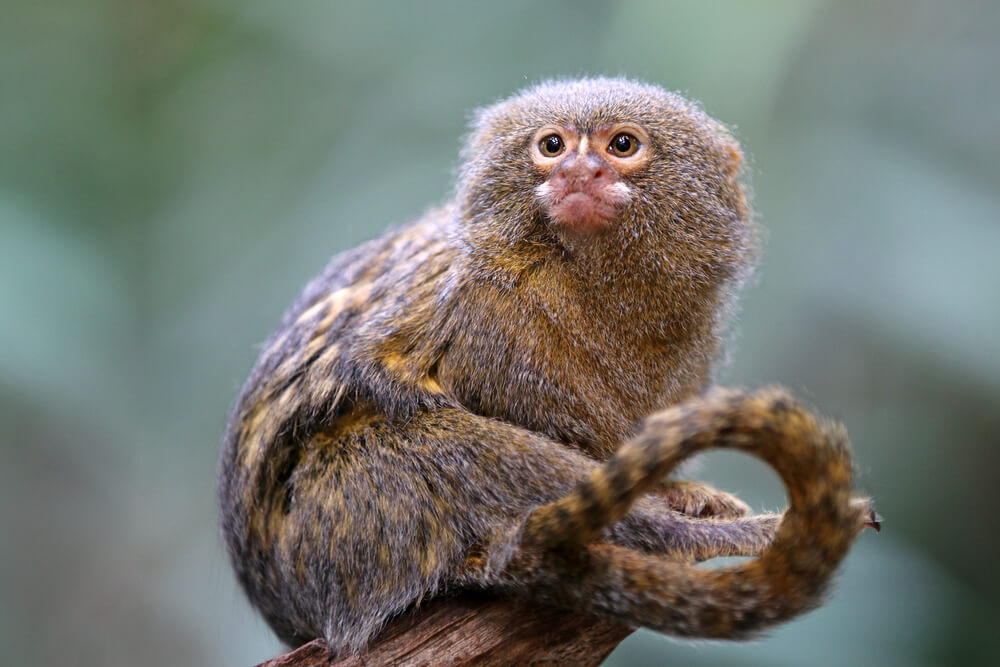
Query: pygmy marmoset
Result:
<box><xmin>219</xmin><ymin>78</ymin><xmax>877</xmax><ymax>656</ymax></box>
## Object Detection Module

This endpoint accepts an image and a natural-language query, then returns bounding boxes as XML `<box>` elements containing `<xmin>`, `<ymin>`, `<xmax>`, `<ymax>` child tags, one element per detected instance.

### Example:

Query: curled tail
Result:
<box><xmin>512</xmin><ymin>387</ymin><xmax>874</xmax><ymax>638</ymax></box>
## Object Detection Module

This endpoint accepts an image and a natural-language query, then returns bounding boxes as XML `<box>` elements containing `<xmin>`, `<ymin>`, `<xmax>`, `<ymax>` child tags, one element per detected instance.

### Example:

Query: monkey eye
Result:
<box><xmin>538</xmin><ymin>134</ymin><xmax>565</xmax><ymax>157</ymax></box>
<box><xmin>609</xmin><ymin>133</ymin><xmax>640</xmax><ymax>157</ymax></box>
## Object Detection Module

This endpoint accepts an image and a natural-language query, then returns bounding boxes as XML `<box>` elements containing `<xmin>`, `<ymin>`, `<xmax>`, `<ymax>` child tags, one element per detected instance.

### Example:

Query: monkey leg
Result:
<box><xmin>248</xmin><ymin>405</ymin><xmax>615</xmax><ymax>654</ymax></box>
<box><xmin>507</xmin><ymin>387</ymin><xmax>874</xmax><ymax>638</ymax></box>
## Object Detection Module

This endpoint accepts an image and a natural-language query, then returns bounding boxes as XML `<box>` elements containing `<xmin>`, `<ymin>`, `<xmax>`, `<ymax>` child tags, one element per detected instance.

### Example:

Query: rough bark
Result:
<box><xmin>256</xmin><ymin>593</ymin><xmax>633</xmax><ymax>666</ymax></box>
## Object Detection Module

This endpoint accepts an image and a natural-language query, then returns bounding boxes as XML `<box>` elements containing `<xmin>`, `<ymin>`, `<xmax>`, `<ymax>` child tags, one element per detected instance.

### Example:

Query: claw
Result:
<box><xmin>850</xmin><ymin>497</ymin><xmax>881</xmax><ymax>533</ymax></box>
<box><xmin>864</xmin><ymin>509</ymin><xmax>883</xmax><ymax>533</ymax></box>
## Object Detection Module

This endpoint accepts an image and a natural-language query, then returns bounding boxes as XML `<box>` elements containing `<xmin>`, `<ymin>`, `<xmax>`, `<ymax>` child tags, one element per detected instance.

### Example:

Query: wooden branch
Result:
<box><xmin>256</xmin><ymin>593</ymin><xmax>633</xmax><ymax>666</ymax></box>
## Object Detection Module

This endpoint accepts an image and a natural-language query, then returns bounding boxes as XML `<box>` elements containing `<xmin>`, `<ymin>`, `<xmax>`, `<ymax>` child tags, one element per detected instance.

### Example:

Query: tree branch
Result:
<box><xmin>256</xmin><ymin>593</ymin><xmax>633</xmax><ymax>666</ymax></box>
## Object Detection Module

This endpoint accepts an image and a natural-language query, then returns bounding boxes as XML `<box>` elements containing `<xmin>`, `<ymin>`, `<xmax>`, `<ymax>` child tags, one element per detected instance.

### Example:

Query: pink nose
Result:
<box><xmin>551</xmin><ymin>153</ymin><xmax>615</xmax><ymax>190</ymax></box>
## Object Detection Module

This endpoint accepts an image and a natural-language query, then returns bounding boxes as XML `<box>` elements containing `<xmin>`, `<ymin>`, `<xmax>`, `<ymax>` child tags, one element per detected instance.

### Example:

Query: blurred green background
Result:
<box><xmin>2</xmin><ymin>1</ymin><xmax>998</xmax><ymax>665</ymax></box>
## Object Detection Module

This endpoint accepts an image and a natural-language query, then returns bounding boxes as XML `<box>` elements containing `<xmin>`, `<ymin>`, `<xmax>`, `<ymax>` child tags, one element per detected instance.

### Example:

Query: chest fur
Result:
<box><xmin>434</xmin><ymin>273</ymin><xmax>716</xmax><ymax>457</ymax></box>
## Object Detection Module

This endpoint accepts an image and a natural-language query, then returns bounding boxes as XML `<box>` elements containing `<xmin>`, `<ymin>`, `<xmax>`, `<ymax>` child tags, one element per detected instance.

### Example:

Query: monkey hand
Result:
<box><xmin>656</xmin><ymin>480</ymin><xmax>752</xmax><ymax>519</ymax></box>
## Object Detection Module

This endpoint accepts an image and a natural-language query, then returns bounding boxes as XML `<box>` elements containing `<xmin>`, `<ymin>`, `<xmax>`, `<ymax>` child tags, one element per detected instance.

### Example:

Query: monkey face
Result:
<box><xmin>456</xmin><ymin>79</ymin><xmax>751</xmax><ymax>285</ymax></box>
<box><xmin>531</xmin><ymin>123</ymin><xmax>652</xmax><ymax>236</ymax></box>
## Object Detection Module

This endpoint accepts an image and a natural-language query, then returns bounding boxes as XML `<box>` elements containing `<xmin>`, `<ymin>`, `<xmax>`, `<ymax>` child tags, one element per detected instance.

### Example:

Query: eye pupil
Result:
<box><xmin>542</xmin><ymin>135</ymin><xmax>562</xmax><ymax>156</ymax></box>
<box><xmin>609</xmin><ymin>132</ymin><xmax>640</xmax><ymax>157</ymax></box>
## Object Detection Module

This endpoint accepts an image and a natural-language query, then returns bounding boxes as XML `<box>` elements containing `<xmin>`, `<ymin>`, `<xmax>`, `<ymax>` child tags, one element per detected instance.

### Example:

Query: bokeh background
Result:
<box><xmin>2</xmin><ymin>1</ymin><xmax>998</xmax><ymax>665</ymax></box>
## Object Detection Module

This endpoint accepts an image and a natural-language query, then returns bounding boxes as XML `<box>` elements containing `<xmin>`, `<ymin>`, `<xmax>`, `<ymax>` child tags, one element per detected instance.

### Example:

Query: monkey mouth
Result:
<box><xmin>551</xmin><ymin>193</ymin><xmax>618</xmax><ymax>232</ymax></box>
<box><xmin>537</xmin><ymin>184</ymin><xmax>632</xmax><ymax>235</ymax></box>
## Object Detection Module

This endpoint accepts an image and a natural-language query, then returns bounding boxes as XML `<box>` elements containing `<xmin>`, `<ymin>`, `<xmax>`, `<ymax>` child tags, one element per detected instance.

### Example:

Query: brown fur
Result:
<box><xmin>218</xmin><ymin>78</ymin><xmax>875</xmax><ymax>655</ymax></box>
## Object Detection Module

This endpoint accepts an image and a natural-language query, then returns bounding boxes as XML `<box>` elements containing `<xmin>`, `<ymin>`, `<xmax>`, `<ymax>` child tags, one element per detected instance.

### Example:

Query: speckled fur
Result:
<box><xmin>218</xmin><ymin>78</ymin><xmax>873</xmax><ymax>656</ymax></box>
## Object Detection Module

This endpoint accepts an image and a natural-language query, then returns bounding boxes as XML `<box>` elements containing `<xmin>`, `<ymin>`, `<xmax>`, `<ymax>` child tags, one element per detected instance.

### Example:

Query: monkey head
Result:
<box><xmin>454</xmin><ymin>78</ymin><xmax>754</xmax><ymax>291</ymax></box>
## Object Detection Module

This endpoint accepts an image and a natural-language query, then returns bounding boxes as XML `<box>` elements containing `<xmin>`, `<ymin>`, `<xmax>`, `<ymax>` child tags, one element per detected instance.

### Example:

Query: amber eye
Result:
<box><xmin>609</xmin><ymin>133</ymin><xmax>639</xmax><ymax>157</ymax></box>
<box><xmin>539</xmin><ymin>134</ymin><xmax>564</xmax><ymax>157</ymax></box>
